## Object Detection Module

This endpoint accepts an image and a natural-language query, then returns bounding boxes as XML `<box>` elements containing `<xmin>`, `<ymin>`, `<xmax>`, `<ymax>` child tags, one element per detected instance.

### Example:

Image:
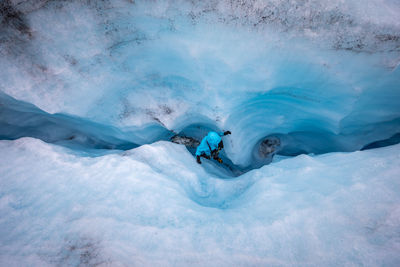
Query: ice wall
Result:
<box><xmin>1</xmin><ymin>0</ymin><xmax>400</xmax><ymax>166</ymax></box>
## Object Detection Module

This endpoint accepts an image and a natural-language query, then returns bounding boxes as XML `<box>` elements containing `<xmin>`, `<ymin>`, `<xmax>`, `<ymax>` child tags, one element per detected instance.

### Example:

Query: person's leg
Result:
<box><xmin>197</xmin><ymin>153</ymin><xmax>210</xmax><ymax>164</ymax></box>
<box><xmin>212</xmin><ymin>151</ymin><xmax>223</xmax><ymax>163</ymax></box>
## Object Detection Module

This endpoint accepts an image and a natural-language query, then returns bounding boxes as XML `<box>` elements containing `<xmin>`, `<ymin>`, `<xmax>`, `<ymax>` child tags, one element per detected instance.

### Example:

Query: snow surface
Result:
<box><xmin>0</xmin><ymin>138</ymin><xmax>399</xmax><ymax>266</ymax></box>
<box><xmin>1</xmin><ymin>0</ymin><xmax>400</xmax><ymax>266</ymax></box>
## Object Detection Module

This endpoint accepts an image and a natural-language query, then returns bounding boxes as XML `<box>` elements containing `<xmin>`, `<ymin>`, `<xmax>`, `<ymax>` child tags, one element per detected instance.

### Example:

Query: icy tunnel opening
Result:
<box><xmin>1</xmin><ymin>89</ymin><xmax>399</xmax><ymax>178</ymax></box>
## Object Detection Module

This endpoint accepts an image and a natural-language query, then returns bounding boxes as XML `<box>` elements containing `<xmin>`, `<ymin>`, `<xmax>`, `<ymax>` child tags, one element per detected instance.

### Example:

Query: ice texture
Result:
<box><xmin>0</xmin><ymin>0</ymin><xmax>400</xmax><ymax>265</ymax></box>
<box><xmin>1</xmin><ymin>0</ymin><xmax>399</xmax><ymax>166</ymax></box>
<box><xmin>0</xmin><ymin>138</ymin><xmax>400</xmax><ymax>266</ymax></box>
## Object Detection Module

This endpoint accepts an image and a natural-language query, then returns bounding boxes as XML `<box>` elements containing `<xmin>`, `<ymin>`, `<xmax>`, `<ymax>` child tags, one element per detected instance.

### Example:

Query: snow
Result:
<box><xmin>0</xmin><ymin>138</ymin><xmax>399</xmax><ymax>266</ymax></box>
<box><xmin>1</xmin><ymin>0</ymin><xmax>400</xmax><ymax>265</ymax></box>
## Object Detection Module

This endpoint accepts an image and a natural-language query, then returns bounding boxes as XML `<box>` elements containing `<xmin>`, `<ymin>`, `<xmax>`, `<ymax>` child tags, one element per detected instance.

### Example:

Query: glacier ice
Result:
<box><xmin>0</xmin><ymin>0</ymin><xmax>400</xmax><ymax>265</ymax></box>
<box><xmin>0</xmin><ymin>138</ymin><xmax>400</xmax><ymax>266</ymax></box>
<box><xmin>1</xmin><ymin>0</ymin><xmax>399</xmax><ymax>167</ymax></box>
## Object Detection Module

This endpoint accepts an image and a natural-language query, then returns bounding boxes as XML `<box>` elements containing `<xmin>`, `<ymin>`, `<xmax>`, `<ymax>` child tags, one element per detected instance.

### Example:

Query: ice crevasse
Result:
<box><xmin>0</xmin><ymin>0</ymin><xmax>399</xmax><ymax>167</ymax></box>
<box><xmin>0</xmin><ymin>138</ymin><xmax>400</xmax><ymax>266</ymax></box>
<box><xmin>0</xmin><ymin>0</ymin><xmax>400</xmax><ymax>266</ymax></box>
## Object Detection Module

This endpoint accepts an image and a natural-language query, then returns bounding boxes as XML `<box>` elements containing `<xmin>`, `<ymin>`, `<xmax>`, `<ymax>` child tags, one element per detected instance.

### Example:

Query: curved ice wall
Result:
<box><xmin>1</xmin><ymin>0</ymin><xmax>399</xmax><ymax>166</ymax></box>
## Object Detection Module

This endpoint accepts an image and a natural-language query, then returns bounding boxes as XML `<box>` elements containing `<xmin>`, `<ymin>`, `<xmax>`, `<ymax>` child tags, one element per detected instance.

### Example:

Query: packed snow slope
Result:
<box><xmin>0</xmin><ymin>0</ymin><xmax>400</xmax><ymax>266</ymax></box>
<box><xmin>0</xmin><ymin>138</ymin><xmax>400</xmax><ymax>266</ymax></box>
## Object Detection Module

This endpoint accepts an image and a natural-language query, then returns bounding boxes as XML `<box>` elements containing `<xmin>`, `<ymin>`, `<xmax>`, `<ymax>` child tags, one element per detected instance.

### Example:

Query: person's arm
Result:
<box><xmin>218</xmin><ymin>131</ymin><xmax>231</xmax><ymax>136</ymax></box>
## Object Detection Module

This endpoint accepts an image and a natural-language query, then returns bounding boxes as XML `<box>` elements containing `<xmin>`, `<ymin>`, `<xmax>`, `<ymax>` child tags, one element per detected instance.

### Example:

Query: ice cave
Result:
<box><xmin>0</xmin><ymin>0</ymin><xmax>399</xmax><ymax>266</ymax></box>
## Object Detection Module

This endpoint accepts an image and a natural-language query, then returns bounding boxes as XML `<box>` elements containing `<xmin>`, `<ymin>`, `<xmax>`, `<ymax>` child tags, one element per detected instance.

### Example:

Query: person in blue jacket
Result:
<box><xmin>196</xmin><ymin>130</ymin><xmax>231</xmax><ymax>164</ymax></box>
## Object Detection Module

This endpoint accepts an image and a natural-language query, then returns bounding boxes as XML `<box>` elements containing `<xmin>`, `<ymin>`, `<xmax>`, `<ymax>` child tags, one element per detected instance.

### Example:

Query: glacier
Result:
<box><xmin>0</xmin><ymin>0</ymin><xmax>400</xmax><ymax>266</ymax></box>
<box><xmin>1</xmin><ymin>138</ymin><xmax>400</xmax><ymax>266</ymax></box>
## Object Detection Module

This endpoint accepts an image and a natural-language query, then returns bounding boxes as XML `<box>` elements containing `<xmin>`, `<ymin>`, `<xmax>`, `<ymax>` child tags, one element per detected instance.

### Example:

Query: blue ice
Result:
<box><xmin>0</xmin><ymin>0</ymin><xmax>399</xmax><ymax>266</ymax></box>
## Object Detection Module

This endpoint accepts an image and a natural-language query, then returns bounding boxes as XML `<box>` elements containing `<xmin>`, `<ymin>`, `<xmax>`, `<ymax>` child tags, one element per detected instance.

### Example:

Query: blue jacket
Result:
<box><xmin>195</xmin><ymin>131</ymin><xmax>224</xmax><ymax>156</ymax></box>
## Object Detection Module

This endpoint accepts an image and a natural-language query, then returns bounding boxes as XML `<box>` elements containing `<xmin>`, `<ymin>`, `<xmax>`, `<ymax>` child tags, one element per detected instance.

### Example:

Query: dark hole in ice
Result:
<box><xmin>361</xmin><ymin>133</ymin><xmax>400</xmax><ymax>151</ymax></box>
<box><xmin>259</xmin><ymin>137</ymin><xmax>281</xmax><ymax>158</ymax></box>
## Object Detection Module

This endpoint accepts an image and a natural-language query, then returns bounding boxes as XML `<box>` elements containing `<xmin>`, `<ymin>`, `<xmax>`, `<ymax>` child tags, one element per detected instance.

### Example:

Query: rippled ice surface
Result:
<box><xmin>0</xmin><ymin>0</ymin><xmax>400</xmax><ymax>266</ymax></box>
<box><xmin>1</xmin><ymin>0</ymin><xmax>399</xmax><ymax>166</ymax></box>
<box><xmin>0</xmin><ymin>138</ymin><xmax>399</xmax><ymax>266</ymax></box>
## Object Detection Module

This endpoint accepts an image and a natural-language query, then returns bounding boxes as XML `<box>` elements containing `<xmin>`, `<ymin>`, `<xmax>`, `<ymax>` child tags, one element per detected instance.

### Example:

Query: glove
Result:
<box><xmin>217</xmin><ymin>158</ymin><xmax>223</xmax><ymax>163</ymax></box>
<box><xmin>196</xmin><ymin>155</ymin><xmax>201</xmax><ymax>164</ymax></box>
<box><xmin>224</xmin><ymin>131</ymin><xmax>231</xmax><ymax>135</ymax></box>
